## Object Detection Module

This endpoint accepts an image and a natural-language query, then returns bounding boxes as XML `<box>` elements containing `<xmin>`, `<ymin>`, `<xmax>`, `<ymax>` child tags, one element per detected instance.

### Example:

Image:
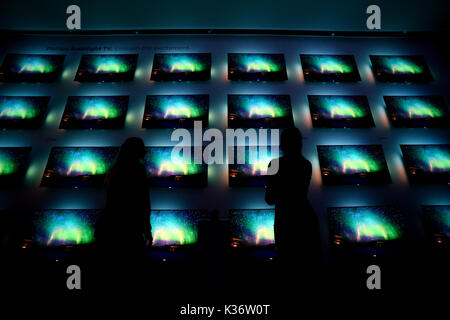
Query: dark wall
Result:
<box><xmin>0</xmin><ymin>0</ymin><xmax>449</xmax><ymax>32</ymax></box>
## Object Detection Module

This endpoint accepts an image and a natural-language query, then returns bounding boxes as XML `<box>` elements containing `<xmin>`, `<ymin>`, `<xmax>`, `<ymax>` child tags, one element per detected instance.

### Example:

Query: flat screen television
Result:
<box><xmin>308</xmin><ymin>95</ymin><xmax>375</xmax><ymax>128</ymax></box>
<box><xmin>143</xmin><ymin>95</ymin><xmax>209</xmax><ymax>129</ymax></box>
<box><xmin>400</xmin><ymin>144</ymin><xmax>449</xmax><ymax>184</ymax></box>
<box><xmin>370</xmin><ymin>55</ymin><xmax>433</xmax><ymax>82</ymax></box>
<box><xmin>144</xmin><ymin>147</ymin><xmax>207</xmax><ymax>187</ymax></box>
<box><xmin>228</xmin><ymin>53</ymin><xmax>287</xmax><ymax>81</ymax></box>
<box><xmin>60</xmin><ymin>96</ymin><xmax>129</xmax><ymax>129</ymax></box>
<box><xmin>422</xmin><ymin>205</ymin><xmax>450</xmax><ymax>246</ymax></box>
<box><xmin>300</xmin><ymin>54</ymin><xmax>360</xmax><ymax>82</ymax></box>
<box><xmin>41</xmin><ymin>147</ymin><xmax>119</xmax><ymax>187</ymax></box>
<box><xmin>150</xmin><ymin>53</ymin><xmax>211</xmax><ymax>81</ymax></box>
<box><xmin>328</xmin><ymin>206</ymin><xmax>404</xmax><ymax>247</ymax></box>
<box><xmin>0</xmin><ymin>54</ymin><xmax>65</xmax><ymax>82</ymax></box>
<box><xmin>317</xmin><ymin>145</ymin><xmax>391</xmax><ymax>185</ymax></box>
<box><xmin>0</xmin><ymin>96</ymin><xmax>50</xmax><ymax>129</ymax></box>
<box><xmin>74</xmin><ymin>54</ymin><xmax>138</xmax><ymax>82</ymax></box>
<box><xmin>150</xmin><ymin>209</ymin><xmax>206</xmax><ymax>247</ymax></box>
<box><xmin>228</xmin><ymin>95</ymin><xmax>294</xmax><ymax>128</ymax></box>
<box><xmin>0</xmin><ymin>147</ymin><xmax>31</xmax><ymax>187</ymax></box>
<box><xmin>229</xmin><ymin>209</ymin><xmax>275</xmax><ymax>247</ymax></box>
<box><xmin>229</xmin><ymin>146</ymin><xmax>281</xmax><ymax>187</ymax></box>
<box><xmin>32</xmin><ymin>209</ymin><xmax>100</xmax><ymax>247</ymax></box>
<box><xmin>384</xmin><ymin>96</ymin><xmax>448</xmax><ymax>128</ymax></box>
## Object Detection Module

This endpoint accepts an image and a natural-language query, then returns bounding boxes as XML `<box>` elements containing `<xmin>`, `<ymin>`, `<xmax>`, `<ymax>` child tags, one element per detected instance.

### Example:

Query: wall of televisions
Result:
<box><xmin>0</xmin><ymin>34</ymin><xmax>448</xmax><ymax>256</ymax></box>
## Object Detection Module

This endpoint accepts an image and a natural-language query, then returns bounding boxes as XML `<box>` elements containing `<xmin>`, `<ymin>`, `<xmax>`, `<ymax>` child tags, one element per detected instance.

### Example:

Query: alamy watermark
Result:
<box><xmin>170</xmin><ymin>121</ymin><xmax>280</xmax><ymax>175</ymax></box>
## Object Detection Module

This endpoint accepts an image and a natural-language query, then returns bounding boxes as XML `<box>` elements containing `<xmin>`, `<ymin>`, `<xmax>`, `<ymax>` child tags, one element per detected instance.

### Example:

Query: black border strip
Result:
<box><xmin>0</xmin><ymin>28</ymin><xmax>447</xmax><ymax>38</ymax></box>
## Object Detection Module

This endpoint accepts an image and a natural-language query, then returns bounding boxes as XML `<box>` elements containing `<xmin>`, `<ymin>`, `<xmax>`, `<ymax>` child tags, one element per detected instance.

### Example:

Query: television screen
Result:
<box><xmin>317</xmin><ymin>145</ymin><xmax>391</xmax><ymax>185</ymax></box>
<box><xmin>308</xmin><ymin>95</ymin><xmax>375</xmax><ymax>128</ymax></box>
<box><xmin>0</xmin><ymin>147</ymin><xmax>31</xmax><ymax>187</ymax></box>
<box><xmin>32</xmin><ymin>209</ymin><xmax>100</xmax><ymax>247</ymax></box>
<box><xmin>328</xmin><ymin>206</ymin><xmax>404</xmax><ymax>245</ymax></box>
<box><xmin>150</xmin><ymin>210</ymin><xmax>205</xmax><ymax>247</ymax></box>
<box><xmin>384</xmin><ymin>96</ymin><xmax>448</xmax><ymax>128</ymax></box>
<box><xmin>229</xmin><ymin>146</ymin><xmax>281</xmax><ymax>187</ymax></box>
<box><xmin>144</xmin><ymin>147</ymin><xmax>207</xmax><ymax>187</ymax></box>
<box><xmin>370</xmin><ymin>55</ymin><xmax>433</xmax><ymax>82</ymax></box>
<box><xmin>41</xmin><ymin>147</ymin><xmax>119</xmax><ymax>187</ymax></box>
<box><xmin>60</xmin><ymin>96</ymin><xmax>129</xmax><ymax>129</ymax></box>
<box><xmin>229</xmin><ymin>209</ymin><xmax>275</xmax><ymax>247</ymax></box>
<box><xmin>400</xmin><ymin>144</ymin><xmax>450</xmax><ymax>184</ymax></box>
<box><xmin>228</xmin><ymin>53</ymin><xmax>287</xmax><ymax>81</ymax></box>
<box><xmin>228</xmin><ymin>95</ymin><xmax>294</xmax><ymax>128</ymax></box>
<box><xmin>143</xmin><ymin>95</ymin><xmax>209</xmax><ymax>129</ymax></box>
<box><xmin>422</xmin><ymin>205</ymin><xmax>450</xmax><ymax>245</ymax></box>
<box><xmin>150</xmin><ymin>53</ymin><xmax>211</xmax><ymax>81</ymax></box>
<box><xmin>74</xmin><ymin>54</ymin><xmax>138</xmax><ymax>82</ymax></box>
<box><xmin>0</xmin><ymin>54</ymin><xmax>65</xmax><ymax>82</ymax></box>
<box><xmin>300</xmin><ymin>54</ymin><xmax>360</xmax><ymax>82</ymax></box>
<box><xmin>0</xmin><ymin>96</ymin><xmax>49</xmax><ymax>129</ymax></box>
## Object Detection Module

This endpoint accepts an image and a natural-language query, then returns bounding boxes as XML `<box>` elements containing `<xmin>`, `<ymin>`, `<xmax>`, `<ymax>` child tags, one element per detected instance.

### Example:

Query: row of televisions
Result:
<box><xmin>0</xmin><ymin>94</ymin><xmax>448</xmax><ymax>129</ymax></box>
<box><xmin>1</xmin><ymin>144</ymin><xmax>449</xmax><ymax>187</ymax></box>
<box><xmin>0</xmin><ymin>53</ymin><xmax>435</xmax><ymax>83</ymax></box>
<box><xmin>9</xmin><ymin>205</ymin><xmax>450</xmax><ymax>249</ymax></box>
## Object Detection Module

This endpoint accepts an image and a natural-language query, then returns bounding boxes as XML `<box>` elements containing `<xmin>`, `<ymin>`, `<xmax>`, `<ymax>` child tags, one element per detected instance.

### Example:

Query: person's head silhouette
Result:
<box><xmin>118</xmin><ymin>137</ymin><xmax>146</xmax><ymax>163</ymax></box>
<box><xmin>280</xmin><ymin>127</ymin><xmax>303</xmax><ymax>157</ymax></box>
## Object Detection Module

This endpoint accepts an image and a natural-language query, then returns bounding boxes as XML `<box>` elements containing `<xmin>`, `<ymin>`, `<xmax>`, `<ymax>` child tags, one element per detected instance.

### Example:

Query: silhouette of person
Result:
<box><xmin>265</xmin><ymin>127</ymin><xmax>320</xmax><ymax>281</ymax></box>
<box><xmin>94</xmin><ymin>137</ymin><xmax>152</xmax><ymax>291</ymax></box>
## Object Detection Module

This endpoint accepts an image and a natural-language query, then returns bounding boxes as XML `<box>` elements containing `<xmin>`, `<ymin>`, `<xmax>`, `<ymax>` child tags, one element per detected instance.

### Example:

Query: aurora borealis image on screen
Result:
<box><xmin>228</xmin><ymin>53</ymin><xmax>287</xmax><ymax>81</ymax></box>
<box><xmin>151</xmin><ymin>53</ymin><xmax>211</xmax><ymax>81</ymax></box>
<box><xmin>75</xmin><ymin>54</ymin><xmax>138</xmax><ymax>82</ymax></box>
<box><xmin>60</xmin><ymin>96</ymin><xmax>129</xmax><ymax>129</ymax></box>
<box><xmin>317</xmin><ymin>145</ymin><xmax>391</xmax><ymax>185</ymax></box>
<box><xmin>401</xmin><ymin>144</ymin><xmax>450</xmax><ymax>183</ymax></box>
<box><xmin>384</xmin><ymin>96</ymin><xmax>448</xmax><ymax>127</ymax></box>
<box><xmin>143</xmin><ymin>95</ymin><xmax>209</xmax><ymax>128</ymax></box>
<box><xmin>230</xmin><ymin>209</ymin><xmax>275</xmax><ymax>247</ymax></box>
<box><xmin>0</xmin><ymin>96</ymin><xmax>49</xmax><ymax>129</ymax></box>
<box><xmin>150</xmin><ymin>210</ymin><xmax>204</xmax><ymax>247</ymax></box>
<box><xmin>370</xmin><ymin>55</ymin><xmax>433</xmax><ymax>82</ymax></box>
<box><xmin>41</xmin><ymin>147</ymin><xmax>119</xmax><ymax>187</ymax></box>
<box><xmin>32</xmin><ymin>209</ymin><xmax>99</xmax><ymax>246</ymax></box>
<box><xmin>308</xmin><ymin>95</ymin><xmax>374</xmax><ymax>128</ymax></box>
<box><xmin>328</xmin><ymin>206</ymin><xmax>404</xmax><ymax>243</ymax></box>
<box><xmin>228</xmin><ymin>94</ymin><xmax>293</xmax><ymax>128</ymax></box>
<box><xmin>144</xmin><ymin>147</ymin><xmax>207</xmax><ymax>187</ymax></box>
<box><xmin>0</xmin><ymin>54</ymin><xmax>65</xmax><ymax>82</ymax></box>
<box><xmin>300</xmin><ymin>54</ymin><xmax>360</xmax><ymax>82</ymax></box>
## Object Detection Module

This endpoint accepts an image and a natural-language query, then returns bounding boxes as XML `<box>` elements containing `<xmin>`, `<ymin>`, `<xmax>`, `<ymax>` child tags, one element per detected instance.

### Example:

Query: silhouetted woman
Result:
<box><xmin>95</xmin><ymin>137</ymin><xmax>152</xmax><ymax>251</ymax></box>
<box><xmin>265</xmin><ymin>128</ymin><xmax>320</xmax><ymax>271</ymax></box>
